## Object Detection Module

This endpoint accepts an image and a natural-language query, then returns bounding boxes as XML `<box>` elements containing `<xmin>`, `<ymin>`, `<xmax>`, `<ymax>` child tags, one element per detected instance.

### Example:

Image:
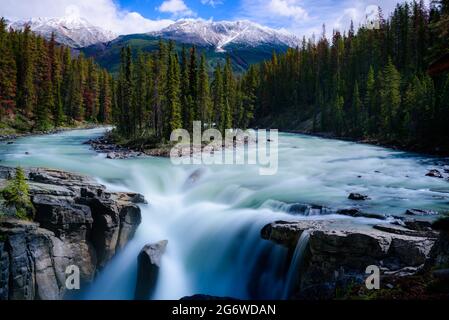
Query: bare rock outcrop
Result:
<box><xmin>0</xmin><ymin>166</ymin><xmax>146</xmax><ymax>300</ymax></box>
<box><xmin>261</xmin><ymin>219</ymin><xmax>437</xmax><ymax>299</ymax></box>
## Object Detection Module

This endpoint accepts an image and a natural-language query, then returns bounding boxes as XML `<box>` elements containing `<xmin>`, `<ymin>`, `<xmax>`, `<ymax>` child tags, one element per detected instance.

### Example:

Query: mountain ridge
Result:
<box><xmin>149</xmin><ymin>19</ymin><xmax>300</xmax><ymax>52</ymax></box>
<box><xmin>8</xmin><ymin>16</ymin><xmax>117</xmax><ymax>48</ymax></box>
<box><xmin>6</xmin><ymin>16</ymin><xmax>299</xmax><ymax>74</ymax></box>
<box><xmin>7</xmin><ymin>16</ymin><xmax>300</xmax><ymax>51</ymax></box>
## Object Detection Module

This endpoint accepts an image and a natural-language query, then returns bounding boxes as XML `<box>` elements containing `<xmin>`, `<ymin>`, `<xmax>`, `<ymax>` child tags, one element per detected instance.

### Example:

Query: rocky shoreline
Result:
<box><xmin>285</xmin><ymin>128</ymin><xmax>449</xmax><ymax>158</ymax></box>
<box><xmin>0</xmin><ymin>166</ymin><xmax>145</xmax><ymax>300</ymax></box>
<box><xmin>84</xmin><ymin>136</ymin><xmax>150</xmax><ymax>159</ymax></box>
<box><xmin>86</xmin><ymin>131</ymin><xmax>258</xmax><ymax>159</ymax></box>
<box><xmin>0</xmin><ymin>124</ymin><xmax>108</xmax><ymax>143</ymax></box>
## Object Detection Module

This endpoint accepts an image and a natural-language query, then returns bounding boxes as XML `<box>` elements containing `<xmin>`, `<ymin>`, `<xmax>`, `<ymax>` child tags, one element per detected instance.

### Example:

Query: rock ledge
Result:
<box><xmin>0</xmin><ymin>166</ymin><xmax>146</xmax><ymax>300</ymax></box>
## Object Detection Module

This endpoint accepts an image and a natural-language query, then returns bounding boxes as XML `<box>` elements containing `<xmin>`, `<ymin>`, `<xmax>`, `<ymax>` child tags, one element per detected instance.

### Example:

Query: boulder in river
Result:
<box><xmin>401</xmin><ymin>219</ymin><xmax>433</xmax><ymax>232</ymax></box>
<box><xmin>337</xmin><ymin>208</ymin><xmax>386</xmax><ymax>220</ymax></box>
<box><xmin>106</xmin><ymin>152</ymin><xmax>117</xmax><ymax>159</ymax></box>
<box><xmin>405</xmin><ymin>208</ymin><xmax>438</xmax><ymax>216</ymax></box>
<box><xmin>134</xmin><ymin>240</ymin><xmax>168</xmax><ymax>300</ymax></box>
<box><xmin>426</xmin><ymin>169</ymin><xmax>443</xmax><ymax>178</ymax></box>
<box><xmin>348</xmin><ymin>193</ymin><xmax>370</xmax><ymax>201</ymax></box>
<box><xmin>183</xmin><ymin>168</ymin><xmax>206</xmax><ymax>188</ymax></box>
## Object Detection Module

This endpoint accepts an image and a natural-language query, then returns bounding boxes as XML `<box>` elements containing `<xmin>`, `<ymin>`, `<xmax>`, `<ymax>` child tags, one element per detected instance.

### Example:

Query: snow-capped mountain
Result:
<box><xmin>8</xmin><ymin>17</ymin><xmax>117</xmax><ymax>48</ymax></box>
<box><xmin>150</xmin><ymin>20</ymin><xmax>300</xmax><ymax>52</ymax></box>
<box><xmin>7</xmin><ymin>17</ymin><xmax>299</xmax><ymax>51</ymax></box>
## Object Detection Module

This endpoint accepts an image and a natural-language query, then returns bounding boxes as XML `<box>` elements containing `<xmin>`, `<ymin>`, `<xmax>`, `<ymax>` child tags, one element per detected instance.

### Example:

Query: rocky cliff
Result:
<box><xmin>261</xmin><ymin>219</ymin><xmax>440</xmax><ymax>299</ymax></box>
<box><xmin>0</xmin><ymin>166</ymin><xmax>145</xmax><ymax>300</ymax></box>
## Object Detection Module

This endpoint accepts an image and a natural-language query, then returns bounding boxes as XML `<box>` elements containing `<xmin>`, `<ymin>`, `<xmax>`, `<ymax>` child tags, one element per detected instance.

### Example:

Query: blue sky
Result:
<box><xmin>116</xmin><ymin>0</ymin><xmax>402</xmax><ymax>35</ymax></box>
<box><xmin>118</xmin><ymin>0</ymin><xmax>241</xmax><ymax>20</ymax></box>
<box><xmin>0</xmin><ymin>0</ymin><xmax>415</xmax><ymax>37</ymax></box>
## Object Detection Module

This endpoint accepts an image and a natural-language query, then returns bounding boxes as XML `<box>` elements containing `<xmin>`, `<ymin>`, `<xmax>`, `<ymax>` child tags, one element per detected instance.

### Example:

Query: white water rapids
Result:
<box><xmin>1</xmin><ymin>128</ymin><xmax>448</xmax><ymax>299</ymax></box>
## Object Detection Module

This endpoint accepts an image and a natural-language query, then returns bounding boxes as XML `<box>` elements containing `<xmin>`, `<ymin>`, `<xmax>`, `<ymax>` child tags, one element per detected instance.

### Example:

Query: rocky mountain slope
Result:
<box><xmin>8</xmin><ymin>17</ymin><xmax>117</xmax><ymax>48</ymax></box>
<box><xmin>149</xmin><ymin>19</ymin><xmax>300</xmax><ymax>52</ymax></box>
<box><xmin>82</xmin><ymin>32</ymin><xmax>289</xmax><ymax>74</ymax></box>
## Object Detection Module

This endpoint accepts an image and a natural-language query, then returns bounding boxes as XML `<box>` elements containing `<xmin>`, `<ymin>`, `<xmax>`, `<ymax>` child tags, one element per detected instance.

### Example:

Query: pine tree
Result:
<box><xmin>180</xmin><ymin>45</ymin><xmax>191</xmax><ymax>129</ymax></box>
<box><xmin>34</xmin><ymin>37</ymin><xmax>53</xmax><ymax>131</ymax></box>
<box><xmin>198</xmin><ymin>53</ymin><xmax>211</xmax><ymax>126</ymax></box>
<box><xmin>188</xmin><ymin>46</ymin><xmax>199</xmax><ymax>122</ymax></box>
<box><xmin>16</xmin><ymin>25</ymin><xmax>35</xmax><ymax>117</ymax></box>
<box><xmin>1</xmin><ymin>167</ymin><xmax>34</xmax><ymax>219</ymax></box>
<box><xmin>84</xmin><ymin>59</ymin><xmax>99</xmax><ymax>122</ymax></box>
<box><xmin>98</xmin><ymin>70</ymin><xmax>111</xmax><ymax>123</ymax></box>
<box><xmin>212</xmin><ymin>64</ymin><xmax>225</xmax><ymax>131</ymax></box>
<box><xmin>379</xmin><ymin>58</ymin><xmax>401</xmax><ymax>137</ymax></box>
<box><xmin>110</xmin><ymin>74</ymin><xmax>119</xmax><ymax>126</ymax></box>
<box><xmin>402</xmin><ymin>76</ymin><xmax>419</xmax><ymax>140</ymax></box>
<box><xmin>167</xmin><ymin>52</ymin><xmax>182</xmax><ymax>135</ymax></box>
<box><xmin>61</xmin><ymin>46</ymin><xmax>72</xmax><ymax>119</ymax></box>
<box><xmin>365</xmin><ymin>66</ymin><xmax>377</xmax><ymax>135</ymax></box>
<box><xmin>133</xmin><ymin>51</ymin><xmax>148</xmax><ymax>132</ymax></box>
<box><xmin>0</xmin><ymin>19</ymin><xmax>16</xmax><ymax>121</ymax></box>
<box><xmin>153</xmin><ymin>41</ymin><xmax>168</xmax><ymax>138</ymax></box>
<box><xmin>49</xmin><ymin>33</ymin><xmax>63</xmax><ymax>126</ymax></box>
<box><xmin>240</xmin><ymin>65</ymin><xmax>258</xmax><ymax>129</ymax></box>
<box><xmin>351</xmin><ymin>81</ymin><xmax>363</xmax><ymax>136</ymax></box>
<box><xmin>334</xmin><ymin>95</ymin><xmax>345</xmax><ymax>136</ymax></box>
<box><xmin>69</xmin><ymin>56</ymin><xmax>85</xmax><ymax>122</ymax></box>
<box><xmin>117</xmin><ymin>47</ymin><xmax>134</xmax><ymax>137</ymax></box>
<box><xmin>222</xmin><ymin>56</ymin><xmax>235</xmax><ymax>130</ymax></box>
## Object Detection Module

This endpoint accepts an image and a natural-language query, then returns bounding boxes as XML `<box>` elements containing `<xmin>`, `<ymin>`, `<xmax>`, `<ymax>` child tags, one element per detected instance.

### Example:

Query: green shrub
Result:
<box><xmin>13</xmin><ymin>113</ymin><xmax>32</xmax><ymax>132</ymax></box>
<box><xmin>1</xmin><ymin>167</ymin><xmax>35</xmax><ymax>220</ymax></box>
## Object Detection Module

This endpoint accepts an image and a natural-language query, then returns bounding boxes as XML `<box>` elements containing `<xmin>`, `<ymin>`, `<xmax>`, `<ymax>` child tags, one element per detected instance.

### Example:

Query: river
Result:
<box><xmin>0</xmin><ymin>128</ymin><xmax>448</xmax><ymax>299</ymax></box>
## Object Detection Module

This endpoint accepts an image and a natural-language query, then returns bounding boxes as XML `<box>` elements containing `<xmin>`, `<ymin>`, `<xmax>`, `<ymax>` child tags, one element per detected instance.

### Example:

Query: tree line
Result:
<box><xmin>113</xmin><ymin>42</ymin><xmax>258</xmax><ymax>141</ymax></box>
<box><xmin>249</xmin><ymin>0</ymin><xmax>449</xmax><ymax>152</ymax></box>
<box><xmin>113</xmin><ymin>0</ymin><xmax>449</xmax><ymax>153</ymax></box>
<box><xmin>0</xmin><ymin>19</ymin><xmax>112</xmax><ymax>132</ymax></box>
<box><xmin>3</xmin><ymin>0</ymin><xmax>448</xmax><ymax>155</ymax></box>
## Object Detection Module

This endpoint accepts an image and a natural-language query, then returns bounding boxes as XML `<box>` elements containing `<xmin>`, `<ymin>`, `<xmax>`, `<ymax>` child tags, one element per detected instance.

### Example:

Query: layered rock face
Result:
<box><xmin>261</xmin><ymin>220</ymin><xmax>438</xmax><ymax>299</ymax></box>
<box><xmin>0</xmin><ymin>166</ymin><xmax>145</xmax><ymax>300</ymax></box>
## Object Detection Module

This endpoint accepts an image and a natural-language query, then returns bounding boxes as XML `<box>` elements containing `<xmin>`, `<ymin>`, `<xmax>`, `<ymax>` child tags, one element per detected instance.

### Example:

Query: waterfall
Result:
<box><xmin>282</xmin><ymin>231</ymin><xmax>310</xmax><ymax>299</ymax></box>
<box><xmin>2</xmin><ymin>128</ymin><xmax>448</xmax><ymax>300</ymax></box>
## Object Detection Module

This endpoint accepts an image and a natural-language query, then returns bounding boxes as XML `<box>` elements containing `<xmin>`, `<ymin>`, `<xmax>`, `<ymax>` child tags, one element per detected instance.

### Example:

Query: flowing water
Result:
<box><xmin>1</xmin><ymin>128</ymin><xmax>449</xmax><ymax>299</ymax></box>
<box><xmin>282</xmin><ymin>231</ymin><xmax>310</xmax><ymax>299</ymax></box>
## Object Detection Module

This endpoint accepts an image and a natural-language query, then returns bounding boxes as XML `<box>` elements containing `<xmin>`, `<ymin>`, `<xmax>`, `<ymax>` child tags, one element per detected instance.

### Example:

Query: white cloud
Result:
<box><xmin>0</xmin><ymin>0</ymin><xmax>174</xmax><ymax>35</ymax></box>
<box><xmin>157</xmin><ymin>0</ymin><xmax>195</xmax><ymax>17</ymax></box>
<box><xmin>201</xmin><ymin>0</ymin><xmax>223</xmax><ymax>7</ymax></box>
<box><xmin>238</xmin><ymin>0</ymin><xmax>309</xmax><ymax>30</ymax></box>
<box><xmin>267</xmin><ymin>0</ymin><xmax>308</xmax><ymax>21</ymax></box>
<box><xmin>239</xmin><ymin>0</ymin><xmax>417</xmax><ymax>39</ymax></box>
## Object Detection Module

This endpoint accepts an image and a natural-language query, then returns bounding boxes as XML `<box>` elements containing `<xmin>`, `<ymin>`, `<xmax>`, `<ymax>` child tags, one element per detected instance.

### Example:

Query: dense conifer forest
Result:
<box><xmin>251</xmin><ymin>0</ymin><xmax>449</xmax><ymax>152</ymax></box>
<box><xmin>1</xmin><ymin>0</ymin><xmax>449</xmax><ymax>154</ymax></box>
<box><xmin>112</xmin><ymin>43</ymin><xmax>257</xmax><ymax>141</ymax></box>
<box><xmin>0</xmin><ymin>19</ymin><xmax>112</xmax><ymax>133</ymax></box>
